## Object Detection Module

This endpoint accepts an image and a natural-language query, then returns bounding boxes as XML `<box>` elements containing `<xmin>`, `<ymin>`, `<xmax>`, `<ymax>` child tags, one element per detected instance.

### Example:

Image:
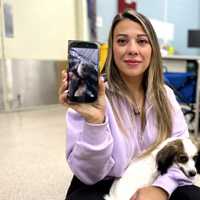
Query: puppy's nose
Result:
<box><xmin>188</xmin><ymin>170</ymin><xmax>197</xmax><ymax>177</ymax></box>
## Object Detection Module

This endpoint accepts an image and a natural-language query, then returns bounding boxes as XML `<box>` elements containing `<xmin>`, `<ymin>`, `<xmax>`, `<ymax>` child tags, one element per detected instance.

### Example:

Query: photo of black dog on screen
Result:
<box><xmin>68</xmin><ymin>48</ymin><xmax>98</xmax><ymax>103</ymax></box>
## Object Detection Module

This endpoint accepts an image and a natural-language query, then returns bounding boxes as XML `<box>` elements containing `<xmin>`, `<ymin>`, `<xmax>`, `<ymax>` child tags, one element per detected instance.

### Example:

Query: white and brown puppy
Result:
<box><xmin>104</xmin><ymin>137</ymin><xmax>200</xmax><ymax>200</ymax></box>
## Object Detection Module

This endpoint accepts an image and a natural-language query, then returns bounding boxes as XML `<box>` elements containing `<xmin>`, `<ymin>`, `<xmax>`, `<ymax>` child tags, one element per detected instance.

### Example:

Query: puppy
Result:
<box><xmin>104</xmin><ymin>137</ymin><xmax>200</xmax><ymax>200</ymax></box>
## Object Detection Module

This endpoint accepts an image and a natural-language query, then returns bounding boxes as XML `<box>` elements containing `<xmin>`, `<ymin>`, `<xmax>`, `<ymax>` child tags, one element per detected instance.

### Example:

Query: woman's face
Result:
<box><xmin>113</xmin><ymin>19</ymin><xmax>152</xmax><ymax>81</ymax></box>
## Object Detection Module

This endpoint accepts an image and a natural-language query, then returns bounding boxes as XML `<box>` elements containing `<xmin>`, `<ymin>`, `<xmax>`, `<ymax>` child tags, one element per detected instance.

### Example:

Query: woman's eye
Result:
<box><xmin>117</xmin><ymin>38</ymin><xmax>127</xmax><ymax>45</ymax></box>
<box><xmin>137</xmin><ymin>39</ymin><xmax>149</xmax><ymax>46</ymax></box>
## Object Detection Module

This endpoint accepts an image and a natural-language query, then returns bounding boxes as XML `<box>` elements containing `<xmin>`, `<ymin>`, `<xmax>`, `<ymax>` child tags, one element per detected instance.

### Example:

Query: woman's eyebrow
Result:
<box><xmin>137</xmin><ymin>34</ymin><xmax>148</xmax><ymax>37</ymax></box>
<box><xmin>115</xmin><ymin>34</ymin><xmax>128</xmax><ymax>37</ymax></box>
<box><xmin>115</xmin><ymin>33</ymin><xmax>148</xmax><ymax>38</ymax></box>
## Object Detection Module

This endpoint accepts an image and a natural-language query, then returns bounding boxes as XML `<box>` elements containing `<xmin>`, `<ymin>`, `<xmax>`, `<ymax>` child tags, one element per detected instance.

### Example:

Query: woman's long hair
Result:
<box><xmin>105</xmin><ymin>10</ymin><xmax>172</xmax><ymax>156</ymax></box>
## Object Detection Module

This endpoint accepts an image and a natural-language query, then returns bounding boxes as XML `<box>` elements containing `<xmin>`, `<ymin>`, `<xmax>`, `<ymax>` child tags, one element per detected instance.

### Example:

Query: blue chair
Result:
<box><xmin>164</xmin><ymin>71</ymin><xmax>197</xmax><ymax>133</ymax></box>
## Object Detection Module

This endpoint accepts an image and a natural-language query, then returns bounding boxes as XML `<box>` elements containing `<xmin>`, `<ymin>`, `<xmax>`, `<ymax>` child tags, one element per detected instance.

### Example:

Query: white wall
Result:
<box><xmin>1</xmin><ymin>0</ymin><xmax>77</xmax><ymax>60</ymax></box>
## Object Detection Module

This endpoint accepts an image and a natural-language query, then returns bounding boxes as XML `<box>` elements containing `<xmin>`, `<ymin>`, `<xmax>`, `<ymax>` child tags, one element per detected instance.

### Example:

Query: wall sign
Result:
<box><xmin>4</xmin><ymin>3</ymin><xmax>14</xmax><ymax>38</ymax></box>
<box><xmin>118</xmin><ymin>0</ymin><xmax>137</xmax><ymax>13</ymax></box>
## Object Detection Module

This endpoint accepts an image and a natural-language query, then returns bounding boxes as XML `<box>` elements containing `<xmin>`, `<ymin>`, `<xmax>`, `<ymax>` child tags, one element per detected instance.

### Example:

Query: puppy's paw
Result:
<box><xmin>103</xmin><ymin>194</ymin><xmax>113</xmax><ymax>200</ymax></box>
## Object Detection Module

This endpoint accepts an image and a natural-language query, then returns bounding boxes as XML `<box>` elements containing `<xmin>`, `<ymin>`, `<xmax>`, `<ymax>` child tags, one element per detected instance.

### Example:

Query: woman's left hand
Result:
<box><xmin>130</xmin><ymin>186</ymin><xmax>168</xmax><ymax>200</ymax></box>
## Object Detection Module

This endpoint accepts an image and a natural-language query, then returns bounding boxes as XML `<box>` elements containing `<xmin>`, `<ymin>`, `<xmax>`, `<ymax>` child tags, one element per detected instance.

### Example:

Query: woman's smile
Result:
<box><xmin>124</xmin><ymin>59</ymin><xmax>142</xmax><ymax>68</ymax></box>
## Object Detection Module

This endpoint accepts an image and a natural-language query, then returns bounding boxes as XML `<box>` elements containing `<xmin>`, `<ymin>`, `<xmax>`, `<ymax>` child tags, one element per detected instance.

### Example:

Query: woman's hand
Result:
<box><xmin>58</xmin><ymin>70</ymin><xmax>106</xmax><ymax>124</ymax></box>
<box><xmin>130</xmin><ymin>186</ymin><xmax>168</xmax><ymax>200</ymax></box>
<box><xmin>58</xmin><ymin>70</ymin><xmax>69</xmax><ymax>106</ymax></box>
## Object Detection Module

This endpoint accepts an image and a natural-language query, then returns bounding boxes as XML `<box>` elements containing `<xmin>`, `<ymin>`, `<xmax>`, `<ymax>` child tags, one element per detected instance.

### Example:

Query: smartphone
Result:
<box><xmin>67</xmin><ymin>40</ymin><xmax>99</xmax><ymax>103</ymax></box>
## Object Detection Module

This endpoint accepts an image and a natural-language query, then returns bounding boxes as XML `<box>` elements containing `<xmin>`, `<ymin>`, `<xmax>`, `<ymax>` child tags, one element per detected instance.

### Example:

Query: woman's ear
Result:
<box><xmin>156</xmin><ymin>144</ymin><xmax>177</xmax><ymax>175</ymax></box>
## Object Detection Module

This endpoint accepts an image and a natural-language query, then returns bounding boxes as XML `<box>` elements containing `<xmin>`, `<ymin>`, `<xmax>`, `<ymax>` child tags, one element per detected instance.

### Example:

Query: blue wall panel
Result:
<box><xmin>97</xmin><ymin>0</ymin><xmax>200</xmax><ymax>55</ymax></box>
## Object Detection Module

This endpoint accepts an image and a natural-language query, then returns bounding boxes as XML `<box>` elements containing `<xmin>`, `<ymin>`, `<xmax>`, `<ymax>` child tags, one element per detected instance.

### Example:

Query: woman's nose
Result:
<box><xmin>127</xmin><ymin>40</ymin><xmax>139</xmax><ymax>55</ymax></box>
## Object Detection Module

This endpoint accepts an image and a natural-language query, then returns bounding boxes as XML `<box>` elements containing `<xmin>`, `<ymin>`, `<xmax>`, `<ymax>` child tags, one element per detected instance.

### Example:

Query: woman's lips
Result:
<box><xmin>124</xmin><ymin>59</ymin><xmax>142</xmax><ymax>67</ymax></box>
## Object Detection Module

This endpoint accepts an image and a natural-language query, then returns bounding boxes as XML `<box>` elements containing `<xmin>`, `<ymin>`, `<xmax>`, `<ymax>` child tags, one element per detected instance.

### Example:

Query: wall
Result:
<box><xmin>137</xmin><ymin>0</ymin><xmax>165</xmax><ymax>20</ymax></box>
<box><xmin>11</xmin><ymin>60</ymin><xmax>59</xmax><ymax>109</ymax></box>
<box><xmin>97</xmin><ymin>0</ymin><xmax>200</xmax><ymax>56</ymax></box>
<box><xmin>167</xmin><ymin>0</ymin><xmax>200</xmax><ymax>55</ymax></box>
<box><xmin>96</xmin><ymin>0</ymin><xmax>117</xmax><ymax>43</ymax></box>
<box><xmin>138</xmin><ymin>0</ymin><xmax>200</xmax><ymax>55</ymax></box>
<box><xmin>1</xmin><ymin>0</ymin><xmax>77</xmax><ymax>60</ymax></box>
<box><xmin>0</xmin><ymin>0</ymin><xmax>86</xmax><ymax>111</ymax></box>
<box><xmin>0</xmin><ymin>69</ymin><xmax>3</xmax><ymax>111</ymax></box>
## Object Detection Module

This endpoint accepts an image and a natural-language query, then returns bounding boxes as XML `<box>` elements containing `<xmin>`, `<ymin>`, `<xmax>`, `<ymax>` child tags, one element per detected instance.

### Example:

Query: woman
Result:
<box><xmin>59</xmin><ymin>10</ymin><xmax>200</xmax><ymax>200</ymax></box>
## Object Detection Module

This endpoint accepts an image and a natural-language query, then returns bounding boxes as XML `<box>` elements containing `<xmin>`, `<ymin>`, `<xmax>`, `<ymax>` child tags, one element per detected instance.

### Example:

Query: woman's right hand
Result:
<box><xmin>58</xmin><ymin>70</ymin><xmax>106</xmax><ymax>124</ymax></box>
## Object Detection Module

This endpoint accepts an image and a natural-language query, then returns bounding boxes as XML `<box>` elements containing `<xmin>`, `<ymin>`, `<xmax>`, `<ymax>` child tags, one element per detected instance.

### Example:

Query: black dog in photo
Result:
<box><xmin>68</xmin><ymin>61</ymin><xmax>98</xmax><ymax>102</ymax></box>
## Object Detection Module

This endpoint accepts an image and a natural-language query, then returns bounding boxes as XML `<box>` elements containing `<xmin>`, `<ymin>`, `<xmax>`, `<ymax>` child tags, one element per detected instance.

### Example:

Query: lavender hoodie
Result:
<box><xmin>66</xmin><ymin>85</ymin><xmax>192</xmax><ymax>195</ymax></box>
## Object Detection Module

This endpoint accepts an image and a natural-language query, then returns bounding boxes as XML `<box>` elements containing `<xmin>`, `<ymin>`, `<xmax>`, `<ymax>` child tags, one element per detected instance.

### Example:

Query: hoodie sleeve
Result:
<box><xmin>152</xmin><ymin>166</ymin><xmax>193</xmax><ymax>195</ymax></box>
<box><xmin>66</xmin><ymin>108</ymin><xmax>115</xmax><ymax>185</ymax></box>
<box><xmin>152</xmin><ymin>86</ymin><xmax>192</xmax><ymax>196</ymax></box>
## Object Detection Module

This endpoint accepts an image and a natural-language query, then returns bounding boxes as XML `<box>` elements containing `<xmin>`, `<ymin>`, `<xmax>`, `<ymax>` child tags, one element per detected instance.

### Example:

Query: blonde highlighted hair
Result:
<box><xmin>105</xmin><ymin>10</ymin><xmax>172</xmax><ymax>156</ymax></box>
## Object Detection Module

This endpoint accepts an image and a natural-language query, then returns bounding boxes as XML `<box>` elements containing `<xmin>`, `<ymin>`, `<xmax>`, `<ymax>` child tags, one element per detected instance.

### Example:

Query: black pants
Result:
<box><xmin>66</xmin><ymin>176</ymin><xmax>200</xmax><ymax>200</ymax></box>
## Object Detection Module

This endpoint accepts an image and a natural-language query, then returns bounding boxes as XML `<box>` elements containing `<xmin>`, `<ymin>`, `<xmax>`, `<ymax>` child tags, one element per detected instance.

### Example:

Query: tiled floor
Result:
<box><xmin>0</xmin><ymin>105</ymin><xmax>73</xmax><ymax>200</ymax></box>
<box><xmin>1</xmin><ymin>105</ymin><xmax>199</xmax><ymax>200</ymax></box>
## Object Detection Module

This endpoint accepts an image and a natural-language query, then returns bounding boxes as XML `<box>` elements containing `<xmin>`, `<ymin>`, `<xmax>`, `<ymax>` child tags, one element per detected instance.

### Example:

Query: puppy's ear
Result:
<box><xmin>195</xmin><ymin>149</ymin><xmax>200</xmax><ymax>174</ymax></box>
<box><xmin>193</xmin><ymin>139</ymin><xmax>200</xmax><ymax>174</ymax></box>
<box><xmin>156</xmin><ymin>144</ymin><xmax>177</xmax><ymax>175</ymax></box>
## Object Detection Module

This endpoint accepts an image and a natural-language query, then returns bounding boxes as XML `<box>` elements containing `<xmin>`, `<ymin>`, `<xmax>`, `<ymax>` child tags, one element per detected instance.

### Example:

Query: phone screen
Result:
<box><xmin>67</xmin><ymin>41</ymin><xmax>99</xmax><ymax>103</ymax></box>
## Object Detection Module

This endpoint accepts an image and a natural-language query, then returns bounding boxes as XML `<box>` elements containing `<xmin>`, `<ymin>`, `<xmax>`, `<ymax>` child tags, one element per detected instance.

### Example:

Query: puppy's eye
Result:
<box><xmin>193</xmin><ymin>155</ymin><xmax>198</xmax><ymax>162</ymax></box>
<box><xmin>178</xmin><ymin>155</ymin><xmax>188</xmax><ymax>163</ymax></box>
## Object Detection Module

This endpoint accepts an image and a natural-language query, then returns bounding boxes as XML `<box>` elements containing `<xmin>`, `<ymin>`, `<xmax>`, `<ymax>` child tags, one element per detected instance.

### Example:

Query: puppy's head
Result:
<box><xmin>156</xmin><ymin>138</ymin><xmax>200</xmax><ymax>178</ymax></box>
<box><xmin>77</xmin><ymin>62</ymin><xmax>97</xmax><ymax>79</ymax></box>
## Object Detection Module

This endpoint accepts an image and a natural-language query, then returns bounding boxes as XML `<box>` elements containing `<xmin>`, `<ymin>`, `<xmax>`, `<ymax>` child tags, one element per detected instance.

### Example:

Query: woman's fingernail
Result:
<box><xmin>64</xmin><ymin>90</ymin><xmax>68</xmax><ymax>94</ymax></box>
<box><xmin>100</xmin><ymin>76</ymin><xmax>105</xmax><ymax>81</ymax></box>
